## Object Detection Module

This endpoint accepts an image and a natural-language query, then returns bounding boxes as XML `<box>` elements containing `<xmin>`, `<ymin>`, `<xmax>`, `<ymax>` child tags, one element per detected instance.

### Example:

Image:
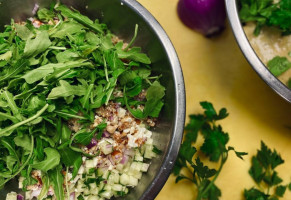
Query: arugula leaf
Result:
<box><xmin>22</xmin><ymin>60</ymin><xmax>89</xmax><ymax>84</ymax></box>
<box><xmin>31</xmin><ymin>147</ymin><xmax>60</xmax><ymax>172</ymax></box>
<box><xmin>14</xmin><ymin>24</ymin><xmax>34</xmax><ymax>40</ymax></box>
<box><xmin>51</xmin><ymin>21</ymin><xmax>85</xmax><ymax>39</ymax></box>
<box><xmin>37</xmin><ymin>8</ymin><xmax>55</xmax><ymax>22</ymax></box>
<box><xmin>23</xmin><ymin>31</ymin><xmax>52</xmax><ymax>58</ymax></box>
<box><xmin>55</xmin><ymin>5</ymin><xmax>104</xmax><ymax>34</ymax></box>
<box><xmin>0</xmin><ymin>51</ymin><xmax>12</xmax><ymax>61</ymax></box>
<box><xmin>0</xmin><ymin>59</ymin><xmax>29</xmax><ymax>82</ymax></box>
<box><xmin>38</xmin><ymin>174</ymin><xmax>50</xmax><ymax>200</ymax></box>
<box><xmin>73</xmin><ymin>129</ymin><xmax>95</xmax><ymax>146</ymax></box>
<box><xmin>47</xmin><ymin>80</ymin><xmax>87</xmax><ymax>99</ymax></box>
<box><xmin>48</xmin><ymin>166</ymin><xmax>65</xmax><ymax>200</ymax></box>
<box><xmin>116</xmin><ymin>43</ymin><xmax>151</xmax><ymax>64</ymax></box>
<box><xmin>14</xmin><ymin>134</ymin><xmax>31</xmax><ymax>151</ymax></box>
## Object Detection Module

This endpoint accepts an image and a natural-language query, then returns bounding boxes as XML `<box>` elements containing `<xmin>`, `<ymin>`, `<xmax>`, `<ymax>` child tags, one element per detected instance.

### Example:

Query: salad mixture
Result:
<box><xmin>239</xmin><ymin>0</ymin><xmax>291</xmax><ymax>88</ymax></box>
<box><xmin>0</xmin><ymin>3</ymin><xmax>165</xmax><ymax>200</ymax></box>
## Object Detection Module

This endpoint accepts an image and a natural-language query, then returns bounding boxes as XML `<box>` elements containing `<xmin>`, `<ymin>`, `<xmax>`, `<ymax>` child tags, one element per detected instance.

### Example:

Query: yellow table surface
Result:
<box><xmin>137</xmin><ymin>0</ymin><xmax>291</xmax><ymax>199</ymax></box>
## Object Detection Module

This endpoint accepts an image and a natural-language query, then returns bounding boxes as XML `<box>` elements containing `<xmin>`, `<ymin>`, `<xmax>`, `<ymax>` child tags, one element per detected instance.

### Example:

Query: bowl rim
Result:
<box><xmin>122</xmin><ymin>0</ymin><xmax>185</xmax><ymax>199</ymax></box>
<box><xmin>225</xmin><ymin>0</ymin><xmax>291</xmax><ymax>103</ymax></box>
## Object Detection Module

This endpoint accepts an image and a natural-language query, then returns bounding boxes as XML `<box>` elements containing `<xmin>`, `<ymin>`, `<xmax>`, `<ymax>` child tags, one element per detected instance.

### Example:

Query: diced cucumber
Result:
<box><xmin>128</xmin><ymin>176</ymin><xmax>138</xmax><ymax>187</ymax></box>
<box><xmin>5</xmin><ymin>192</ymin><xmax>17</xmax><ymax>200</ymax></box>
<box><xmin>141</xmin><ymin>163</ymin><xmax>150</xmax><ymax>172</ymax></box>
<box><xmin>120</xmin><ymin>174</ymin><xmax>130</xmax><ymax>185</ymax></box>
<box><xmin>144</xmin><ymin>145</ymin><xmax>154</xmax><ymax>159</ymax></box>
<box><xmin>90</xmin><ymin>186</ymin><xmax>99</xmax><ymax>195</ymax></box>
<box><xmin>134</xmin><ymin>154</ymin><xmax>143</xmax><ymax>162</ymax></box>
<box><xmin>104</xmin><ymin>184</ymin><xmax>112</xmax><ymax>191</ymax></box>
<box><xmin>96</xmin><ymin>167</ymin><xmax>107</xmax><ymax>176</ymax></box>
<box><xmin>87</xmin><ymin>196</ymin><xmax>99</xmax><ymax>200</ymax></box>
<box><xmin>146</xmin><ymin>138</ymin><xmax>153</xmax><ymax>145</ymax></box>
<box><xmin>89</xmin><ymin>183</ymin><xmax>97</xmax><ymax>190</ymax></box>
<box><xmin>100</xmin><ymin>190</ymin><xmax>113</xmax><ymax>199</ymax></box>
<box><xmin>112</xmin><ymin>184</ymin><xmax>123</xmax><ymax>191</ymax></box>
<box><xmin>85</xmin><ymin>160</ymin><xmax>95</xmax><ymax>169</ymax></box>
<box><xmin>132</xmin><ymin>171</ymin><xmax>142</xmax><ymax>179</ymax></box>
<box><xmin>99</xmin><ymin>140</ymin><xmax>113</xmax><ymax>155</ymax></box>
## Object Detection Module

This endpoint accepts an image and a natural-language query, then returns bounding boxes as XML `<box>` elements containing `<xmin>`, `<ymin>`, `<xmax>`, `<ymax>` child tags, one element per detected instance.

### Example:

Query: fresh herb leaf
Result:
<box><xmin>267</xmin><ymin>56</ymin><xmax>291</xmax><ymax>77</ymax></box>
<box><xmin>173</xmin><ymin>102</ymin><xmax>247</xmax><ymax>200</ymax></box>
<box><xmin>239</xmin><ymin>0</ymin><xmax>291</xmax><ymax>35</ymax></box>
<box><xmin>244</xmin><ymin>141</ymin><xmax>290</xmax><ymax>200</ymax></box>
<box><xmin>48</xmin><ymin>166</ymin><xmax>65</xmax><ymax>200</ymax></box>
<box><xmin>31</xmin><ymin>147</ymin><xmax>61</xmax><ymax>172</ymax></box>
<box><xmin>23</xmin><ymin>31</ymin><xmax>52</xmax><ymax>58</ymax></box>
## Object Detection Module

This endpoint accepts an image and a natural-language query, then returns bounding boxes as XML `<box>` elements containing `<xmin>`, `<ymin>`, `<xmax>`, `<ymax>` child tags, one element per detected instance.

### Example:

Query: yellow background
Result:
<box><xmin>137</xmin><ymin>0</ymin><xmax>291</xmax><ymax>199</ymax></box>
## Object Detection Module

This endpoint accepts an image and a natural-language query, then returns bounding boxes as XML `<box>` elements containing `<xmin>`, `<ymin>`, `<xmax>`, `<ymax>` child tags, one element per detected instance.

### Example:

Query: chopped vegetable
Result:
<box><xmin>177</xmin><ymin>0</ymin><xmax>226</xmax><ymax>37</ymax></box>
<box><xmin>173</xmin><ymin>102</ymin><xmax>247</xmax><ymax>200</ymax></box>
<box><xmin>244</xmin><ymin>141</ymin><xmax>291</xmax><ymax>200</ymax></box>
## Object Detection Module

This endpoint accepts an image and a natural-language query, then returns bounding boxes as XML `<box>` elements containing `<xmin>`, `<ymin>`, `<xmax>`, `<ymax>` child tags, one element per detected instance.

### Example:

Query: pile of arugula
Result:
<box><xmin>0</xmin><ymin>3</ymin><xmax>165</xmax><ymax>199</ymax></box>
<box><xmin>239</xmin><ymin>0</ymin><xmax>291</xmax><ymax>36</ymax></box>
<box><xmin>173</xmin><ymin>102</ymin><xmax>247</xmax><ymax>200</ymax></box>
<box><xmin>244</xmin><ymin>141</ymin><xmax>291</xmax><ymax>200</ymax></box>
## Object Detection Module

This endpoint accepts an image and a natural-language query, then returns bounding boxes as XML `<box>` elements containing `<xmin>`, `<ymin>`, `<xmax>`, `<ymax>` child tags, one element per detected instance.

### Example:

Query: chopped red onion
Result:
<box><xmin>124</xmin><ymin>149</ymin><xmax>135</xmax><ymax>157</ymax></box>
<box><xmin>102</xmin><ymin>131</ymin><xmax>110</xmax><ymax>138</ymax></box>
<box><xmin>31</xmin><ymin>187</ymin><xmax>42</xmax><ymax>198</ymax></box>
<box><xmin>70</xmin><ymin>192</ymin><xmax>75</xmax><ymax>200</ymax></box>
<box><xmin>86</xmin><ymin>138</ymin><xmax>98</xmax><ymax>149</ymax></box>
<box><xmin>120</xmin><ymin>155</ymin><xmax>129</xmax><ymax>164</ymax></box>
<box><xmin>177</xmin><ymin>0</ymin><xmax>226</xmax><ymax>37</ymax></box>
<box><xmin>108</xmin><ymin>155</ymin><xmax>115</xmax><ymax>165</ymax></box>
<box><xmin>17</xmin><ymin>194</ymin><xmax>24</xmax><ymax>200</ymax></box>
<box><xmin>32</xmin><ymin>4</ymin><xmax>40</xmax><ymax>15</ymax></box>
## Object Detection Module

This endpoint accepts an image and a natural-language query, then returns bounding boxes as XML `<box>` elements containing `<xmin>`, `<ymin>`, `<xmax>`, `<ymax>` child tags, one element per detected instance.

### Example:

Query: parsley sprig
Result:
<box><xmin>244</xmin><ymin>141</ymin><xmax>291</xmax><ymax>200</ymax></box>
<box><xmin>173</xmin><ymin>102</ymin><xmax>247</xmax><ymax>200</ymax></box>
<box><xmin>239</xmin><ymin>0</ymin><xmax>291</xmax><ymax>36</ymax></box>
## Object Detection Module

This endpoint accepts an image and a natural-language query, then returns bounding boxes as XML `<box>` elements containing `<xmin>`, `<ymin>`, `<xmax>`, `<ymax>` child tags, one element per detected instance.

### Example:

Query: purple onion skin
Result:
<box><xmin>177</xmin><ymin>0</ymin><xmax>226</xmax><ymax>37</ymax></box>
<box><xmin>86</xmin><ymin>138</ymin><xmax>98</xmax><ymax>149</ymax></box>
<box><xmin>17</xmin><ymin>194</ymin><xmax>24</xmax><ymax>200</ymax></box>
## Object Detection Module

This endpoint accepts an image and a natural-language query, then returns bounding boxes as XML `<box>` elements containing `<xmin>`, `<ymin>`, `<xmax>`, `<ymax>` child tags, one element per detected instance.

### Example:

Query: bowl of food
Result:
<box><xmin>225</xmin><ymin>0</ymin><xmax>291</xmax><ymax>103</ymax></box>
<box><xmin>0</xmin><ymin>0</ymin><xmax>185</xmax><ymax>199</ymax></box>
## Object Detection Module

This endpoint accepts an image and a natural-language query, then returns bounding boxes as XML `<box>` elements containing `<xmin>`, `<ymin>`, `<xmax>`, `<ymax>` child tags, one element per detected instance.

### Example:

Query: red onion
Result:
<box><xmin>70</xmin><ymin>192</ymin><xmax>75</xmax><ymax>200</ymax></box>
<box><xmin>86</xmin><ymin>138</ymin><xmax>98</xmax><ymax>149</ymax></box>
<box><xmin>120</xmin><ymin>155</ymin><xmax>129</xmax><ymax>164</ymax></box>
<box><xmin>17</xmin><ymin>194</ymin><xmax>24</xmax><ymax>200</ymax></box>
<box><xmin>102</xmin><ymin>131</ymin><xmax>110</xmax><ymax>138</ymax></box>
<box><xmin>31</xmin><ymin>188</ymin><xmax>42</xmax><ymax>198</ymax></box>
<box><xmin>32</xmin><ymin>4</ymin><xmax>40</xmax><ymax>15</ymax></box>
<box><xmin>108</xmin><ymin>155</ymin><xmax>115</xmax><ymax>165</ymax></box>
<box><xmin>177</xmin><ymin>0</ymin><xmax>226</xmax><ymax>37</ymax></box>
<box><xmin>124</xmin><ymin>149</ymin><xmax>135</xmax><ymax>157</ymax></box>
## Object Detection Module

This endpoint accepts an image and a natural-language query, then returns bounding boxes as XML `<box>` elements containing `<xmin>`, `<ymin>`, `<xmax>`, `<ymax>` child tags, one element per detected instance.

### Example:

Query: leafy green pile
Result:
<box><xmin>172</xmin><ymin>102</ymin><xmax>247</xmax><ymax>200</ymax></box>
<box><xmin>239</xmin><ymin>0</ymin><xmax>291</xmax><ymax>36</ymax></box>
<box><xmin>244</xmin><ymin>141</ymin><xmax>291</xmax><ymax>200</ymax></box>
<box><xmin>0</xmin><ymin>3</ymin><xmax>165</xmax><ymax>199</ymax></box>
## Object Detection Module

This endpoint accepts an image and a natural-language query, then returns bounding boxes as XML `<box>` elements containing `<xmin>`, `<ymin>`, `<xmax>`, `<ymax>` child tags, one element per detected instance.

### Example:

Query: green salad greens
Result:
<box><xmin>0</xmin><ymin>3</ymin><xmax>165</xmax><ymax>199</ymax></box>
